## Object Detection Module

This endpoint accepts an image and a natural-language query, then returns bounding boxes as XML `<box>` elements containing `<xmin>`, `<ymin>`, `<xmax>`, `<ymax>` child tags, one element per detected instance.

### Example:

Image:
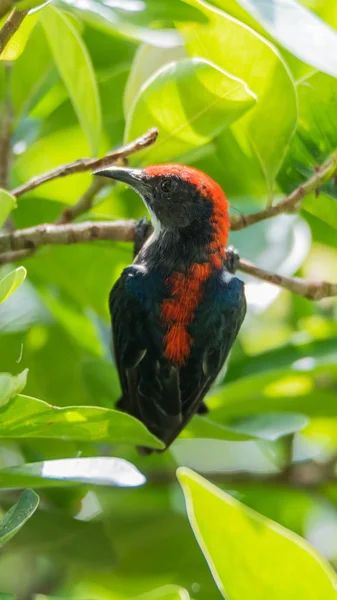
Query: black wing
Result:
<box><xmin>109</xmin><ymin>267</ymin><xmax>184</xmax><ymax>450</ymax></box>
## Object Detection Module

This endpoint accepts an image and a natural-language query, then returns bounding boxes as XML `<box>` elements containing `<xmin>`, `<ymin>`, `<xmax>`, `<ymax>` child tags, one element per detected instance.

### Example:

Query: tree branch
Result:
<box><xmin>0</xmin><ymin>220</ymin><xmax>336</xmax><ymax>300</ymax></box>
<box><xmin>11</xmin><ymin>128</ymin><xmax>158</xmax><ymax>198</ymax></box>
<box><xmin>230</xmin><ymin>151</ymin><xmax>337</xmax><ymax>231</ymax></box>
<box><xmin>0</xmin><ymin>220</ymin><xmax>135</xmax><ymax>253</ymax></box>
<box><xmin>239</xmin><ymin>258</ymin><xmax>337</xmax><ymax>300</ymax></box>
<box><xmin>0</xmin><ymin>8</ymin><xmax>27</xmax><ymax>56</ymax></box>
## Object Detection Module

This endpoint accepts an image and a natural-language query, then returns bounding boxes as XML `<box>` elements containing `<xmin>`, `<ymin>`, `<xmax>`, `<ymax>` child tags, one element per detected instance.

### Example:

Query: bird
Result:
<box><xmin>94</xmin><ymin>164</ymin><xmax>247</xmax><ymax>453</ymax></box>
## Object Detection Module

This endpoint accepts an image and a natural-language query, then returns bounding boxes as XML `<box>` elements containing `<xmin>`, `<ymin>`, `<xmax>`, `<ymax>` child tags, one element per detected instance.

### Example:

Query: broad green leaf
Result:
<box><xmin>0</xmin><ymin>267</ymin><xmax>27</xmax><ymax>304</ymax></box>
<box><xmin>183</xmin><ymin>416</ymin><xmax>253</xmax><ymax>441</ymax></box>
<box><xmin>65</xmin><ymin>0</ymin><xmax>187</xmax><ymax>47</ymax></box>
<box><xmin>0</xmin><ymin>13</ymin><xmax>37</xmax><ymax>61</ymax></box>
<box><xmin>0</xmin><ymin>394</ymin><xmax>164</xmax><ymax>449</ymax></box>
<box><xmin>211</xmin><ymin>0</ymin><xmax>337</xmax><ymax>77</ymax></box>
<box><xmin>124</xmin><ymin>42</ymin><xmax>186</xmax><ymax>117</ymax></box>
<box><xmin>0</xmin><ymin>369</ymin><xmax>28</xmax><ymax>406</ymax></box>
<box><xmin>125</xmin><ymin>57</ymin><xmax>256</xmax><ymax>164</ymax></box>
<box><xmin>178</xmin><ymin>468</ymin><xmax>337</xmax><ymax>599</ymax></box>
<box><xmin>0</xmin><ymin>189</ymin><xmax>16</xmax><ymax>227</ymax></box>
<box><xmin>278</xmin><ymin>72</ymin><xmax>337</xmax><ymax>229</ymax></box>
<box><xmin>0</xmin><ymin>457</ymin><xmax>145</xmax><ymax>488</ymax></box>
<box><xmin>183</xmin><ymin>413</ymin><xmax>308</xmax><ymax>442</ymax></box>
<box><xmin>11</xmin><ymin>22</ymin><xmax>55</xmax><ymax>118</ymax></box>
<box><xmin>40</xmin><ymin>5</ymin><xmax>101</xmax><ymax>154</ymax></box>
<box><xmin>179</xmin><ymin>0</ymin><xmax>297</xmax><ymax>196</ymax></box>
<box><xmin>209</xmin><ymin>358</ymin><xmax>337</xmax><ymax>421</ymax></box>
<box><xmin>14</xmin><ymin>125</ymin><xmax>92</xmax><ymax>203</ymax></box>
<box><xmin>224</xmin><ymin>412</ymin><xmax>309</xmax><ymax>441</ymax></box>
<box><xmin>0</xmin><ymin>489</ymin><xmax>39</xmax><ymax>546</ymax></box>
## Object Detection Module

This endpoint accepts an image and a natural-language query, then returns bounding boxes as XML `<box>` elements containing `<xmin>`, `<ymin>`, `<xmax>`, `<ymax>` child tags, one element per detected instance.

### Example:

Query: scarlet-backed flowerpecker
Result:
<box><xmin>94</xmin><ymin>164</ymin><xmax>246</xmax><ymax>453</ymax></box>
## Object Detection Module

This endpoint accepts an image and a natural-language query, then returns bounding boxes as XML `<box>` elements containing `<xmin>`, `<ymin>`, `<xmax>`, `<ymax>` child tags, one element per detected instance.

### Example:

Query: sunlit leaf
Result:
<box><xmin>178</xmin><ymin>467</ymin><xmax>337</xmax><ymax>599</ymax></box>
<box><xmin>179</xmin><ymin>0</ymin><xmax>297</xmax><ymax>196</ymax></box>
<box><xmin>0</xmin><ymin>189</ymin><xmax>16</xmax><ymax>228</ymax></box>
<box><xmin>0</xmin><ymin>457</ymin><xmax>146</xmax><ymax>488</ymax></box>
<box><xmin>212</xmin><ymin>0</ymin><xmax>337</xmax><ymax>77</ymax></box>
<box><xmin>0</xmin><ymin>394</ymin><xmax>164</xmax><ymax>449</ymax></box>
<box><xmin>11</xmin><ymin>22</ymin><xmax>54</xmax><ymax>118</ymax></box>
<box><xmin>0</xmin><ymin>369</ymin><xmax>28</xmax><ymax>407</ymax></box>
<box><xmin>0</xmin><ymin>13</ymin><xmax>38</xmax><ymax>62</ymax></box>
<box><xmin>124</xmin><ymin>41</ymin><xmax>186</xmax><ymax>117</ymax></box>
<box><xmin>0</xmin><ymin>489</ymin><xmax>39</xmax><ymax>546</ymax></box>
<box><xmin>125</xmin><ymin>57</ymin><xmax>256</xmax><ymax>164</ymax></box>
<box><xmin>40</xmin><ymin>5</ymin><xmax>101</xmax><ymax>154</ymax></box>
<box><xmin>278</xmin><ymin>71</ymin><xmax>337</xmax><ymax>230</ymax></box>
<box><xmin>0</xmin><ymin>267</ymin><xmax>27</xmax><ymax>304</ymax></box>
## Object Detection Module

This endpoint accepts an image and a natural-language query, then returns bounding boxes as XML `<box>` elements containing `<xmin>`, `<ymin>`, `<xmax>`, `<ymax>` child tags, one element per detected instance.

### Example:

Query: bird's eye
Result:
<box><xmin>159</xmin><ymin>178</ymin><xmax>176</xmax><ymax>195</ymax></box>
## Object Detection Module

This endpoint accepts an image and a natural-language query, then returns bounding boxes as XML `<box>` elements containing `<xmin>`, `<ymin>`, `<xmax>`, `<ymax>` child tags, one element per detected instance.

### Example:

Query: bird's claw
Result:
<box><xmin>134</xmin><ymin>217</ymin><xmax>152</xmax><ymax>257</ymax></box>
<box><xmin>225</xmin><ymin>246</ymin><xmax>240</xmax><ymax>274</ymax></box>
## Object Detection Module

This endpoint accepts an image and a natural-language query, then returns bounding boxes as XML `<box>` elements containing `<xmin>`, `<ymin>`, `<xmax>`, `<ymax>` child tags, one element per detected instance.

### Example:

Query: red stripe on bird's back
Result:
<box><xmin>161</xmin><ymin>263</ymin><xmax>212</xmax><ymax>367</ymax></box>
<box><xmin>148</xmin><ymin>164</ymin><xmax>231</xmax><ymax>366</ymax></box>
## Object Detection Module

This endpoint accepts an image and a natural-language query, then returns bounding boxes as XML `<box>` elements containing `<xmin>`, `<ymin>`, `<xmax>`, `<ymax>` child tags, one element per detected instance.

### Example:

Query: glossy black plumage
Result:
<box><xmin>95</xmin><ymin>164</ymin><xmax>247</xmax><ymax>453</ymax></box>
<box><xmin>109</xmin><ymin>245</ymin><xmax>246</xmax><ymax>453</ymax></box>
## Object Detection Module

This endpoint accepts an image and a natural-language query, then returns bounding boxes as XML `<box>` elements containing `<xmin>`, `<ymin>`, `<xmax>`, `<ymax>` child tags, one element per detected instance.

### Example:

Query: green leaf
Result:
<box><xmin>40</xmin><ymin>5</ymin><xmax>101</xmax><ymax>154</ymax></box>
<box><xmin>213</xmin><ymin>0</ymin><xmax>337</xmax><ymax>78</ymax></box>
<box><xmin>182</xmin><ymin>412</ymin><xmax>309</xmax><ymax>443</ymax></box>
<box><xmin>0</xmin><ymin>13</ymin><xmax>38</xmax><ymax>62</ymax></box>
<box><xmin>14</xmin><ymin>125</ymin><xmax>93</xmax><ymax>203</ymax></box>
<box><xmin>0</xmin><ymin>457</ymin><xmax>145</xmax><ymax>488</ymax></box>
<box><xmin>179</xmin><ymin>0</ymin><xmax>297</xmax><ymax>196</ymax></box>
<box><xmin>11</xmin><ymin>22</ymin><xmax>54</xmax><ymax>119</ymax></box>
<box><xmin>0</xmin><ymin>189</ymin><xmax>16</xmax><ymax>228</ymax></box>
<box><xmin>278</xmin><ymin>72</ymin><xmax>337</xmax><ymax>229</ymax></box>
<box><xmin>0</xmin><ymin>267</ymin><xmax>27</xmax><ymax>304</ymax></box>
<box><xmin>0</xmin><ymin>369</ymin><xmax>28</xmax><ymax>407</ymax></box>
<box><xmin>178</xmin><ymin>468</ymin><xmax>337</xmax><ymax>599</ymax></box>
<box><xmin>0</xmin><ymin>489</ymin><xmax>39</xmax><ymax>546</ymax></box>
<box><xmin>228</xmin><ymin>412</ymin><xmax>309</xmax><ymax>441</ymax></box>
<box><xmin>125</xmin><ymin>57</ymin><xmax>256</xmax><ymax>164</ymax></box>
<box><xmin>209</xmin><ymin>357</ymin><xmax>337</xmax><ymax>422</ymax></box>
<box><xmin>124</xmin><ymin>42</ymin><xmax>186</xmax><ymax>117</ymax></box>
<box><xmin>0</xmin><ymin>394</ymin><xmax>164</xmax><ymax>449</ymax></box>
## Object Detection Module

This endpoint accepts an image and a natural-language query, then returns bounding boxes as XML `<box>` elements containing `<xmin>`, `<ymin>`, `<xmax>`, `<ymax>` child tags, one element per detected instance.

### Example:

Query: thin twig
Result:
<box><xmin>0</xmin><ymin>220</ymin><xmax>336</xmax><ymax>301</ymax></box>
<box><xmin>11</xmin><ymin>128</ymin><xmax>158</xmax><ymax>198</ymax></box>
<box><xmin>0</xmin><ymin>8</ymin><xmax>27</xmax><ymax>56</ymax></box>
<box><xmin>239</xmin><ymin>258</ymin><xmax>337</xmax><ymax>301</ymax></box>
<box><xmin>230</xmin><ymin>151</ymin><xmax>337</xmax><ymax>231</ymax></box>
<box><xmin>0</xmin><ymin>248</ymin><xmax>32</xmax><ymax>265</ymax></box>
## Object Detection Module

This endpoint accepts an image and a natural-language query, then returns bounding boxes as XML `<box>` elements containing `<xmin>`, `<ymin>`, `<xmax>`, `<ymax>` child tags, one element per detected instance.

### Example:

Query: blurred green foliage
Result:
<box><xmin>0</xmin><ymin>0</ymin><xmax>337</xmax><ymax>598</ymax></box>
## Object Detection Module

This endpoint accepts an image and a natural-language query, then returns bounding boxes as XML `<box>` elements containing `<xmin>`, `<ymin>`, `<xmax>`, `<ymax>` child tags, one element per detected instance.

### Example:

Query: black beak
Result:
<box><xmin>93</xmin><ymin>166</ymin><xmax>149</xmax><ymax>194</ymax></box>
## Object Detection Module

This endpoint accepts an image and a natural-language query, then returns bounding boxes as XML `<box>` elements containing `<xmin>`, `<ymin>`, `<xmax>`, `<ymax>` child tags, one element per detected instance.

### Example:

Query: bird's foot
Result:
<box><xmin>225</xmin><ymin>246</ymin><xmax>240</xmax><ymax>274</ymax></box>
<box><xmin>134</xmin><ymin>217</ymin><xmax>152</xmax><ymax>257</ymax></box>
